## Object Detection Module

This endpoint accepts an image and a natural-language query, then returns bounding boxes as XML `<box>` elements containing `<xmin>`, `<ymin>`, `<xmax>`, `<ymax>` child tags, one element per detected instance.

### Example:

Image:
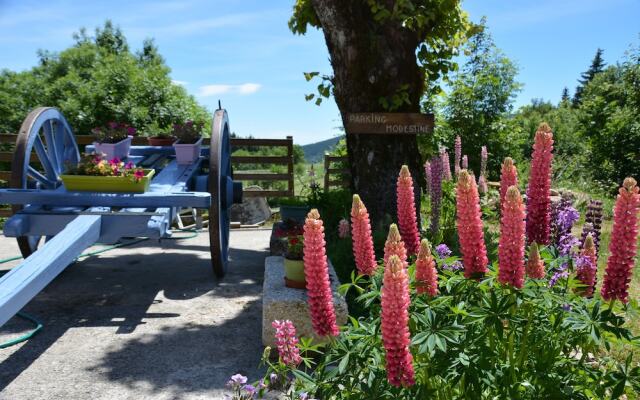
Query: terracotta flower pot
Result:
<box><xmin>173</xmin><ymin>137</ymin><xmax>203</xmax><ymax>165</ymax></box>
<box><xmin>284</xmin><ymin>258</ymin><xmax>306</xmax><ymax>289</ymax></box>
<box><xmin>94</xmin><ymin>136</ymin><xmax>132</xmax><ymax>160</ymax></box>
<box><xmin>147</xmin><ymin>136</ymin><xmax>175</xmax><ymax>146</ymax></box>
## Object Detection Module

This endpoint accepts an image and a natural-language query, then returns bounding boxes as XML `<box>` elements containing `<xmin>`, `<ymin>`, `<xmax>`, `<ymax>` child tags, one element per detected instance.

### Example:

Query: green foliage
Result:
<box><xmin>0</xmin><ymin>20</ymin><xmax>209</xmax><ymax>136</ymax></box>
<box><xmin>437</xmin><ymin>20</ymin><xmax>523</xmax><ymax>179</ymax></box>
<box><xmin>573</xmin><ymin>48</ymin><xmax>606</xmax><ymax>107</ymax></box>
<box><xmin>577</xmin><ymin>46</ymin><xmax>640</xmax><ymax>188</ymax></box>
<box><xmin>278</xmin><ymin>257</ymin><xmax>640</xmax><ymax>399</ymax></box>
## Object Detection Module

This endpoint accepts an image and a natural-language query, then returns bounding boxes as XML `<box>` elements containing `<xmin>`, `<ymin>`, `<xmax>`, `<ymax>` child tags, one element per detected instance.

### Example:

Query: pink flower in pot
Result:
<box><xmin>172</xmin><ymin>120</ymin><xmax>204</xmax><ymax>164</ymax></box>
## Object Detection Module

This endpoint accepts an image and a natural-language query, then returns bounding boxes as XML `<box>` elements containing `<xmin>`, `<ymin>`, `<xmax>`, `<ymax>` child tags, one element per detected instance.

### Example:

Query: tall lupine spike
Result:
<box><xmin>381</xmin><ymin>255</ymin><xmax>415</xmax><ymax>387</ymax></box>
<box><xmin>576</xmin><ymin>234</ymin><xmax>598</xmax><ymax>297</ymax></box>
<box><xmin>429</xmin><ymin>155</ymin><xmax>443</xmax><ymax>237</ymax></box>
<box><xmin>338</xmin><ymin>218</ymin><xmax>350</xmax><ymax>239</ymax></box>
<box><xmin>271</xmin><ymin>320</ymin><xmax>302</xmax><ymax>367</ymax></box>
<box><xmin>526</xmin><ymin>123</ymin><xmax>554</xmax><ymax>245</ymax></box>
<box><xmin>396</xmin><ymin>165</ymin><xmax>421</xmax><ymax>255</ymax></box>
<box><xmin>384</xmin><ymin>224</ymin><xmax>407</xmax><ymax>267</ymax></box>
<box><xmin>498</xmin><ymin>186</ymin><xmax>526</xmax><ymax>288</ymax></box>
<box><xmin>303</xmin><ymin>209</ymin><xmax>340</xmax><ymax>336</ymax></box>
<box><xmin>478</xmin><ymin>174</ymin><xmax>488</xmax><ymax>195</ymax></box>
<box><xmin>456</xmin><ymin>170</ymin><xmax>489</xmax><ymax>279</ymax></box>
<box><xmin>441</xmin><ymin>150</ymin><xmax>452</xmax><ymax>181</ymax></box>
<box><xmin>424</xmin><ymin>160</ymin><xmax>431</xmax><ymax>196</ymax></box>
<box><xmin>454</xmin><ymin>136</ymin><xmax>462</xmax><ymax>176</ymax></box>
<box><xmin>583</xmin><ymin>200</ymin><xmax>603</xmax><ymax>251</ymax></box>
<box><xmin>500</xmin><ymin>157</ymin><xmax>518</xmax><ymax>207</ymax></box>
<box><xmin>551</xmin><ymin>196</ymin><xmax>580</xmax><ymax>256</ymax></box>
<box><xmin>415</xmin><ymin>239</ymin><xmax>438</xmax><ymax>296</ymax></box>
<box><xmin>462</xmin><ymin>155</ymin><xmax>468</xmax><ymax>170</ymax></box>
<box><xmin>480</xmin><ymin>146</ymin><xmax>488</xmax><ymax>177</ymax></box>
<box><xmin>600</xmin><ymin>178</ymin><xmax>640</xmax><ymax>303</ymax></box>
<box><xmin>350</xmin><ymin>195</ymin><xmax>377</xmax><ymax>276</ymax></box>
<box><xmin>525</xmin><ymin>242</ymin><xmax>545</xmax><ymax>279</ymax></box>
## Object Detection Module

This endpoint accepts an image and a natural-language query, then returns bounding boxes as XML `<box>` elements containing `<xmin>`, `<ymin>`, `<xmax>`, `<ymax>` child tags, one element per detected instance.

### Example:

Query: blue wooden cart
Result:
<box><xmin>0</xmin><ymin>107</ymin><xmax>243</xmax><ymax>327</ymax></box>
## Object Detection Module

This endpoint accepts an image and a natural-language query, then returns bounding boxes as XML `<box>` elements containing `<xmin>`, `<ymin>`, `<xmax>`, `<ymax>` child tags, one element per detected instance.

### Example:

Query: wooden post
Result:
<box><xmin>286</xmin><ymin>136</ymin><xmax>294</xmax><ymax>197</ymax></box>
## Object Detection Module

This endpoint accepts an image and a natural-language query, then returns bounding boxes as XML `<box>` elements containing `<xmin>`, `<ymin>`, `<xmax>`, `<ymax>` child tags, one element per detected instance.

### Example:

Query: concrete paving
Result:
<box><xmin>0</xmin><ymin>228</ymin><xmax>271</xmax><ymax>399</ymax></box>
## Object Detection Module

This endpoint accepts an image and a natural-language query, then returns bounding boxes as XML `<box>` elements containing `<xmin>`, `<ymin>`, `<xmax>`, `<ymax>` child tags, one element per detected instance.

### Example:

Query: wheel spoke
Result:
<box><xmin>43</xmin><ymin>120</ymin><xmax>61</xmax><ymax>174</ymax></box>
<box><xmin>53</xmin><ymin>121</ymin><xmax>70</xmax><ymax>170</ymax></box>
<box><xmin>32</xmin><ymin>135</ymin><xmax>58</xmax><ymax>182</ymax></box>
<box><xmin>27</xmin><ymin>166</ymin><xmax>55</xmax><ymax>188</ymax></box>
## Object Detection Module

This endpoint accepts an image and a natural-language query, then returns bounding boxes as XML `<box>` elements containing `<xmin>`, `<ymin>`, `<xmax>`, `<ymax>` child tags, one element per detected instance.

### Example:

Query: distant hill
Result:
<box><xmin>301</xmin><ymin>135</ymin><xmax>344</xmax><ymax>163</ymax></box>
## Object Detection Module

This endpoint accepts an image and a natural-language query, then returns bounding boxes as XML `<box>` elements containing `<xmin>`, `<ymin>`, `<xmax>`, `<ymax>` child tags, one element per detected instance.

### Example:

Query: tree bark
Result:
<box><xmin>311</xmin><ymin>0</ymin><xmax>425</xmax><ymax>229</ymax></box>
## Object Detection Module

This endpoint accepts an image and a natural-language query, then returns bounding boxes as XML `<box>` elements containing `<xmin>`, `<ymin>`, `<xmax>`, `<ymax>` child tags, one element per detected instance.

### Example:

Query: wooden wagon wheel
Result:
<box><xmin>208</xmin><ymin>109</ymin><xmax>242</xmax><ymax>277</ymax></box>
<box><xmin>10</xmin><ymin>107</ymin><xmax>80</xmax><ymax>258</ymax></box>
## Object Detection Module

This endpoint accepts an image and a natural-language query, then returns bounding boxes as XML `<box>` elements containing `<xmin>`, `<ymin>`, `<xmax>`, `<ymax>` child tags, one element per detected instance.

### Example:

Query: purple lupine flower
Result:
<box><xmin>441</xmin><ymin>150</ymin><xmax>452</xmax><ymax>181</ymax></box>
<box><xmin>480</xmin><ymin>146</ymin><xmax>488</xmax><ymax>177</ymax></box>
<box><xmin>462</xmin><ymin>155</ymin><xmax>468</xmax><ymax>170</ymax></box>
<box><xmin>551</xmin><ymin>196</ymin><xmax>580</xmax><ymax>256</ymax></box>
<box><xmin>424</xmin><ymin>161</ymin><xmax>431</xmax><ymax>197</ymax></box>
<box><xmin>561</xmin><ymin>303</ymin><xmax>572</xmax><ymax>312</ymax></box>
<box><xmin>478</xmin><ymin>174</ymin><xmax>488</xmax><ymax>194</ymax></box>
<box><xmin>429</xmin><ymin>155</ymin><xmax>443</xmax><ymax>237</ymax></box>
<box><xmin>454</xmin><ymin>136</ymin><xmax>462</xmax><ymax>177</ymax></box>
<box><xmin>548</xmin><ymin>264</ymin><xmax>569</xmax><ymax>287</ymax></box>
<box><xmin>229</xmin><ymin>374</ymin><xmax>247</xmax><ymax>385</ymax></box>
<box><xmin>435</xmin><ymin>244</ymin><xmax>452</xmax><ymax>259</ymax></box>
<box><xmin>443</xmin><ymin>261</ymin><xmax>464</xmax><ymax>271</ymax></box>
<box><xmin>582</xmin><ymin>200</ymin><xmax>603</xmax><ymax>251</ymax></box>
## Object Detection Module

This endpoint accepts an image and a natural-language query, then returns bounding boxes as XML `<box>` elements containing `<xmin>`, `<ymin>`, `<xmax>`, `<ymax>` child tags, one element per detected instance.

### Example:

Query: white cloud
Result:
<box><xmin>171</xmin><ymin>80</ymin><xmax>188</xmax><ymax>86</ymax></box>
<box><xmin>198</xmin><ymin>83</ymin><xmax>262</xmax><ymax>97</ymax></box>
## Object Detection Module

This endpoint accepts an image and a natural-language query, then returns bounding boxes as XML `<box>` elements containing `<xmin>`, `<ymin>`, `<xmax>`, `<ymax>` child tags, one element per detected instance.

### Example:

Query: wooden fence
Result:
<box><xmin>0</xmin><ymin>134</ymin><xmax>295</xmax><ymax>217</ymax></box>
<box><xmin>323</xmin><ymin>154</ymin><xmax>350</xmax><ymax>192</ymax></box>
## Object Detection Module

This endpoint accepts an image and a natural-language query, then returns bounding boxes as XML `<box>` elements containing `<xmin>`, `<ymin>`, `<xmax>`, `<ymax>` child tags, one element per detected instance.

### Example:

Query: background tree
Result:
<box><xmin>560</xmin><ymin>87</ymin><xmax>570</xmax><ymax>103</ymax></box>
<box><xmin>437</xmin><ymin>21</ymin><xmax>522</xmax><ymax>178</ymax></box>
<box><xmin>572</xmin><ymin>48</ymin><xmax>605</xmax><ymax>106</ymax></box>
<box><xmin>0</xmin><ymin>20</ymin><xmax>209</xmax><ymax>135</ymax></box>
<box><xmin>290</xmin><ymin>0</ymin><xmax>473</xmax><ymax>227</ymax></box>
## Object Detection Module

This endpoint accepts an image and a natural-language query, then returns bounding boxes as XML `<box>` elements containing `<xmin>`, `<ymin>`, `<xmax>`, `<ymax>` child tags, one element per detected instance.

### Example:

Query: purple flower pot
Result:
<box><xmin>94</xmin><ymin>136</ymin><xmax>132</xmax><ymax>160</ymax></box>
<box><xmin>173</xmin><ymin>137</ymin><xmax>203</xmax><ymax>165</ymax></box>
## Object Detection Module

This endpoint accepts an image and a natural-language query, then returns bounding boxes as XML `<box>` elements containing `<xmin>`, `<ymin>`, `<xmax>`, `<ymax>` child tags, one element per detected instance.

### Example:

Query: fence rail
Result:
<box><xmin>0</xmin><ymin>134</ymin><xmax>295</xmax><ymax>217</ymax></box>
<box><xmin>323</xmin><ymin>154</ymin><xmax>350</xmax><ymax>191</ymax></box>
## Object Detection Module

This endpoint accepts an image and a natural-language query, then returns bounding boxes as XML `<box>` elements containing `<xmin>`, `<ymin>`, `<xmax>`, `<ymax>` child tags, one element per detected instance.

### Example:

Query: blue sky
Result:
<box><xmin>0</xmin><ymin>0</ymin><xmax>638</xmax><ymax>144</ymax></box>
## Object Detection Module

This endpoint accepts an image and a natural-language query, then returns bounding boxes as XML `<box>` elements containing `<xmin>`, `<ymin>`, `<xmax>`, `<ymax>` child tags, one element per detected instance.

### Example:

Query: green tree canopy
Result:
<box><xmin>0</xmin><ymin>20</ymin><xmax>209</xmax><ymax>136</ymax></box>
<box><xmin>572</xmin><ymin>48</ymin><xmax>606</xmax><ymax>107</ymax></box>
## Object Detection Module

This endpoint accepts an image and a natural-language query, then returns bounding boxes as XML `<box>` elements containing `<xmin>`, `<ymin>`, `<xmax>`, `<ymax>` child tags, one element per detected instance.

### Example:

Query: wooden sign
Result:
<box><xmin>345</xmin><ymin>113</ymin><xmax>434</xmax><ymax>134</ymax></box>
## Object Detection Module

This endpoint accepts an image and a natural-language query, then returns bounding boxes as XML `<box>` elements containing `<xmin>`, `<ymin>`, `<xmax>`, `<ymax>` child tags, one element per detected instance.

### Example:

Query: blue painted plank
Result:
<box><xmin>85</xmin><ymin>145</ymin><xmax>210</xmax><ymax>157</ymax></box>
<box><xmin>0</xmin><ymin>215</ymin><xmax>101</xmax><ymax>327</ymax></box>
<box><xmin>0</xmin><ymin>189</ymin><xmax>210</xmax><ymax>208</ymax></box>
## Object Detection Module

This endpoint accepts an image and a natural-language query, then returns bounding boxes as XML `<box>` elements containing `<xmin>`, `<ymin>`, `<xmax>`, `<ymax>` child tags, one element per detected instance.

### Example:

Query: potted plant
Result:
<box><xmin>283</xmin><ymin>233</ymin><xmax>305</xmax><ymax>289</ymax></box>
<box><xmin>147</xmin><ymin>131</ymin><xmax>176</xmax><ymax>147</ymax></box>
<box><xmin>172</xmin><ymin>120</ymin><xmax>203</xmax><ymax>164</ymax></box>
<box><xmin>61</xmin><ymin>153</ymin><xmax>154</xmax><ymax>193</ymax></box>
<box><xmin>92</xmin><ymin>122</ymin><xmax>136</xmax><ymax>160</ymax></box>
<box><xmin>278</xmin><ymin>197</ymin><xmax>311</xmax><ymax>224</ymax></box>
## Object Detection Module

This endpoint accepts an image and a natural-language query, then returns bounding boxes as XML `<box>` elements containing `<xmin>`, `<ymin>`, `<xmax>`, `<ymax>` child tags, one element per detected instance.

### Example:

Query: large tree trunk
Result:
<box><xmin>311</xmin><ymin>0</ymin><xmax>425</xmax><ymax>229</ymax></box>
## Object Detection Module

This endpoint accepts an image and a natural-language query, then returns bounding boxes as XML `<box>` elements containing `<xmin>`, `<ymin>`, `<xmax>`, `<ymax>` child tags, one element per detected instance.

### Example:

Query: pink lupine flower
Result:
<box><xmin>441</xmin><ymin>150</ymin><xmax>452</xmax><ymax>181</ymax></box>
<box><xmin>525</xmin><ymin>123</ymin><xmax>554</xmax><ymax>245</ymax></box>
<box><xmin>415</xmin><ymin>239</ymin><xmax>438</xmax><ymax>296</ymax></box>
<box><xmin>384</xmin><ymin>224</ymin><xmax>407</xmax><ymax>268</ymax></box>
<box><xmin>456</xmin><ymin>170</ymin><xmax>488</xmax><ymax>279</ymax></box>
<box><xmin>498</xmin><ymin>186</ymin><xmax>526</xmax><ymax>288</ymax></box>
<box><xmin>600</xmin><ymin>178</ymin><xmax>640</xmax><ymax>303</ymax></box>
<box><xmin>454</xmin><ymin>136</ymin><xmax>462</xmax><ymax>176</ymax></box>
<box><xmin>396</xmin><ymin>165</ymin><xmax>421</xmax><ymax>255</ymax></box>
<box><xmin>338</xmin><ymin>218</ymin><xmax>350</xmax><ymax>239</ymax></box>
<box><xmin>478</xmin><ymin>174</ymin><xmax>488</xmax><ymax>195</ymax></box>
<box><xmin>480</xmin><ymin>146</ymin><xmax>488</xmax><ymax>177</ymax></box>
<box><xmin>381</xmin><ymin>255</ymin><xmax>415</xmax><ymax>387</ymax></box>
<box><xmin>303</xmin><ymin>209</ymin><xmax>340</xmax><ymax>336</ymax></box>
<box><xmin>271</xmin><ymin>320</ymin><xmax>302</xmax><ymax>366</ymax></box>
<box><xmin>350</xmin><ymin>195</ymin><xmax>377</xmax><ymax>276</ymax></box>
<box><xmin>526</xmin><ymin>242</ymin><xmax>545</xmax><ymax>279</ymax></box>
<box><xmin>424</xmin><ymin>160</ymin><xmax>431</xmax><ymax>196</ymax></box>
<box><xmin>500</xmin><ymin>157</ymin><xmax>518</xmax><ymax>208</ymax></box>
<box><xmin>462</xmin><ymin>155</ymin><xmax>468</xmax><ymax>170</ymax></box>
<box><xmin>576</xmin><ymin>234</ymin><xmax>597</xmax><ymax>297</ymax></box>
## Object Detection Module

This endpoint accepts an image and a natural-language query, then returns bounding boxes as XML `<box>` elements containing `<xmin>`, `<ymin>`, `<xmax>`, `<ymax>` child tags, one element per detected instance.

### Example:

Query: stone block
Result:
<box><xmin>262</xmin><ymin>256</ymin><xmax>348</xmax><ymax>347</ymax></box>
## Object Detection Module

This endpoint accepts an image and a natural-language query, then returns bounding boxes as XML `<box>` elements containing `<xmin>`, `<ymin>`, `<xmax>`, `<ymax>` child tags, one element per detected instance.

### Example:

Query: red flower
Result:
<box><xmin>525</xmin><ymin>123</ymin><xmax>554</xmax><ymax>245</ymax></box>
<box><xmin>350</xmin><ymin>195</ymin><xmax>378</xmax><ymax>275</ymax></box>
<box><xmin>498</xmin><ymin>186</ymin><xmax>526</xmax><ymax>288</ymax></box>
<box><xmin>415</xmin><ymin>239</ymin><xmax>438</xmax><ymax>296</ymax></box>
<box><xmin>396</xmin><ymin>165</ymin><xmax>421</xmax><ymax>255</ymax></box>
<box><xmin>600</xmin><ymin>178</ymin><xmax>640</xmax><ymax>303</ymax></box>
<box><xmin>456</xmin><ymin>170</ymin><xmax>488</xmax><ymax>279</ymax></box>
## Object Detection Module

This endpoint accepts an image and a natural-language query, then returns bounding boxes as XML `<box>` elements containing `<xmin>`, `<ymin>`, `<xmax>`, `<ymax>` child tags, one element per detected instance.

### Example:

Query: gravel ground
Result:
<box><xmin>0</xmin><ymin>228</ymin><xmax>270</xmax><ymax>400</ymax></box>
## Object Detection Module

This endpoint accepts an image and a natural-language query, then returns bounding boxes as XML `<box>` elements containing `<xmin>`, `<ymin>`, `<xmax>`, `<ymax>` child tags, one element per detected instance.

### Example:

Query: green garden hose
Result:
<box><xmin>0</xmin><ymin>228</ymin><xmax>200</xmax><ymax>348</ymax></box>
